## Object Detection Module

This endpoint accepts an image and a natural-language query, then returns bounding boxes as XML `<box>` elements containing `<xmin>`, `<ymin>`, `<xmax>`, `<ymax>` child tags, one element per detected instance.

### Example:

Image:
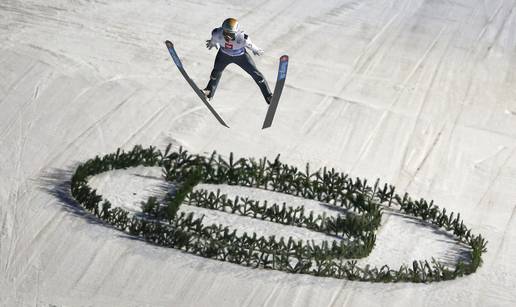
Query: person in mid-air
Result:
<box><xmin>204</xmin><ymin>18</ymin><xmax>273</xmax><ymax>104</ymax></box>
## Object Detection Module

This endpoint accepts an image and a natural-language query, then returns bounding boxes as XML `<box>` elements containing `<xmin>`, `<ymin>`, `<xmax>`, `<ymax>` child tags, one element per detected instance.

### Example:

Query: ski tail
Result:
<box><xmin>262</xmin><ymin>55</ymin><xmax>288</xmax><ymax>129</ymax></box>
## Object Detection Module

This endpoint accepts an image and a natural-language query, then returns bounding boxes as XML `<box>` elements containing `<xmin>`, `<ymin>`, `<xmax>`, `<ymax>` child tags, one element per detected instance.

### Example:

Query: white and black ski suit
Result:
<box><xmin>205</xmin><ymin>27</ymin><xmax>272</xmax><ymax>103</ymax></box>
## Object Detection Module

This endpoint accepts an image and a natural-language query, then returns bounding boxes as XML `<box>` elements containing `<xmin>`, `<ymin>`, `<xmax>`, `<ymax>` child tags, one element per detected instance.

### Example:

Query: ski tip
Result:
<box><xmin>280</xmin><ymin>55</ymin><xmax>288</xmax><ymax>61</ymax></box>
<box><xmin>165</xmin><ymin>40</ymin><xmax>173</xmax><ymax>48</ymax></box>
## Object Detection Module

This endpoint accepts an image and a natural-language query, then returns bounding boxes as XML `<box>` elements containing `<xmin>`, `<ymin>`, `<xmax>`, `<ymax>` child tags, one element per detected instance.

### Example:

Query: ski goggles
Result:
<box><xmin>223</xmin><ymin>30</ymin><xmax>236</xmax><ymax>41</ymax></box>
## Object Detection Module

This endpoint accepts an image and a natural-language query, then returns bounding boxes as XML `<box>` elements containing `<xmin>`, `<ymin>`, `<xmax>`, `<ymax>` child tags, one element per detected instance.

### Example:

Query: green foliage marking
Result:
<box><xmin>70</xmin><ymin>144</ymin><xmax>488</xmax><ymax>283</ymax></box>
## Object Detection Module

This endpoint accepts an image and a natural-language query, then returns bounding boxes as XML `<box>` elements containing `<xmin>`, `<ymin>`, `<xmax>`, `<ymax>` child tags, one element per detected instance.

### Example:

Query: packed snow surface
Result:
<box><xmin>2</xmin><ymin>0</ymin><xmax>516</xmax><ymax>306</ymax></box>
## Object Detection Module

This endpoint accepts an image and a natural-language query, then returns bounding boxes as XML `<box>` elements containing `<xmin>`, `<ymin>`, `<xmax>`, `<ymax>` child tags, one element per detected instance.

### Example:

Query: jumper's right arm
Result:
<box><xmin>206</xmin><ymin>28</ymin><xmax>220</xmax><ymax>50</ymax></box>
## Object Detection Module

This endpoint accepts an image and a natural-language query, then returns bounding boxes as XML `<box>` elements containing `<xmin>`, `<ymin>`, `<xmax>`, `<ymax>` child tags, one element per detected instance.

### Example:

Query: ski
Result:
<box><xmin>165</xmin><ymin>40</ymin><xmax>229</xmax><ymax>128</ymax></box>
<box><xmin>262</xmin><ymin>55</ymin><xmax>289</xmax><ymax>129</ymax></box>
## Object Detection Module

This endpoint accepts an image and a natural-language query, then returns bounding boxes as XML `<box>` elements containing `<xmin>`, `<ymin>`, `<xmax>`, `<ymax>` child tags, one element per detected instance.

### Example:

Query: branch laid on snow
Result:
<box><xmin>70</xmin><ymin>144</ymin><xmax>487</xmax><ymax>283</ymax></box>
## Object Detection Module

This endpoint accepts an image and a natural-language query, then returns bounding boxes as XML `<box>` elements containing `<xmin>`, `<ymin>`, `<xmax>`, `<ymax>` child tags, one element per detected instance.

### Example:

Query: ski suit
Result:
<box><xmin>205</xmin><ymin>27</ymin><xmax>272</xmax><ymax>103</ymax></box>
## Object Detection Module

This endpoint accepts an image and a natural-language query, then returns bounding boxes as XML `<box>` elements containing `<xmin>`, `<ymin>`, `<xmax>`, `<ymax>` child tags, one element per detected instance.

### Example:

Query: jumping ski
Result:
<box><xmin>262</xmin><ymin>55</ymin><xmax>289</xmax><ymax>129</ymax></box>
<box><xmin>165</xmin><ymin>40</ymin><xmax>229</xmax><ymax>128</ymax></box>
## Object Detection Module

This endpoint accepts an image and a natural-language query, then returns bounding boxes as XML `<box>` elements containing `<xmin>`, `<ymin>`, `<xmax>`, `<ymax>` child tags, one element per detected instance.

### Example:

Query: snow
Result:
<box><xmin>1</xmin><ymin>0</ymin><xmax>516</xmax><ymax>306</ymax></box>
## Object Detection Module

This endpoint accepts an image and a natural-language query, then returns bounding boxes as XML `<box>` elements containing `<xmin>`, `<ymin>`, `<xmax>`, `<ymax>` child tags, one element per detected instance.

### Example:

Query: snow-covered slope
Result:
<box><xmin>1</xmin><ymin>0</ymin><xmax>516</xmax><ymax>306</ymax></box>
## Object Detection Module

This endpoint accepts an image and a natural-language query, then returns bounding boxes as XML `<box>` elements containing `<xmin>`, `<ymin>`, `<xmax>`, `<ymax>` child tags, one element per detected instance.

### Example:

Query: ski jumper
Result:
<box><xmin>205</xmin><ymin>27</ymin><xmax>272</xmax><ymax>103</ymax></box>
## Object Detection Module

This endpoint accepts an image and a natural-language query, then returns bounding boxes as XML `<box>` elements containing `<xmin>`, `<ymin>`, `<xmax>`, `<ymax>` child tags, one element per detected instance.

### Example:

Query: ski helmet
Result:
<box><xmin>222</xmin><ymin>18</ymin><xmax>238</xmax><ymax>39</ymax></box>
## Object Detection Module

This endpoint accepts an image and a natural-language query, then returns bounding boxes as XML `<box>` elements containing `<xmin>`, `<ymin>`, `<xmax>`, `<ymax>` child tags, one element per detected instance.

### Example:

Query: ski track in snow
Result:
<box><xmin>2</xmin><ymin>0</ymin><xmax>516</xmax><ymax>306</ymax></box>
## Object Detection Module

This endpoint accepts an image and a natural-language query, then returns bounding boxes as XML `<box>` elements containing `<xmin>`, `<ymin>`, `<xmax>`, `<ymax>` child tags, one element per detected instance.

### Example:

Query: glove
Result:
<box><xmin>206</xmin><ymin>40</ymin><xmax>218</xmax><ymax>50</ymax></box>
<box><xmin>252</xmin><ymin>48</ymin><xmax>264</xmax><ymax>56</ymax></box>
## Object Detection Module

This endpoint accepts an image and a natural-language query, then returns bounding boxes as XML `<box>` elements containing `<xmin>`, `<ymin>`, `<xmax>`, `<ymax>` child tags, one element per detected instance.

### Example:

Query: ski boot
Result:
<box><xmin>202</xmin><ymin>88</ymin><xmax>213</xmax><ymax>101</ymax></box>
<box><xmin>265</xmin><ymin>94</ymin><xmax>273</xmax><ymax>105</ymax></box>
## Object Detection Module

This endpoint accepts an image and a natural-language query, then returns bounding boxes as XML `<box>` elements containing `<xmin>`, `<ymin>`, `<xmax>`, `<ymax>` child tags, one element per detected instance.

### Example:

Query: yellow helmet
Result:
<box><xmin>222</xmin><ymin>18</ymin><xmax>239</xmax><ymax>34</ymax></box>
